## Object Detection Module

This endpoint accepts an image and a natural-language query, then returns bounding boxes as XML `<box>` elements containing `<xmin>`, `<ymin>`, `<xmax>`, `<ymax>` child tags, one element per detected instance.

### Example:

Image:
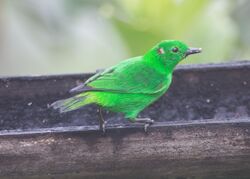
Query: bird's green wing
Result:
<box><xmin>70</xmin><ymin>57</ymin><xmax>170</xmax><ymax>94</ymax></box>
<box><xmin>70</xmin><ymin>66</ymin><xmax>116</xmax><ymax>93</ymax></box>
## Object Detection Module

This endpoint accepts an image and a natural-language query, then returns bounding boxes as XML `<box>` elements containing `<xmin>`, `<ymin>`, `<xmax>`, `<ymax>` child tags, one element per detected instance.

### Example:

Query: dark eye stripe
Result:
<box><xmin>172</xmin><ymin>47</ymin><xmax>179</xmax><ymax>53</ymax></box>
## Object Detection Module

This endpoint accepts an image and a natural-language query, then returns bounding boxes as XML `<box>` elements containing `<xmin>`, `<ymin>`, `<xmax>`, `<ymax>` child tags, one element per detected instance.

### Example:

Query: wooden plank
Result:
<box><xmin>0</xmin><ymin>122</ymin><xmax>250</xmax><ymax>178</ymax></box>
<box><xmin>0</xmin><ymin>61</ymin><xmax>250</xmax><ymax>178</ymax></box>
<box><xmin>0</xmin><ymin>61</ymin><xmax>250</xmax><ymax>130</ymax></box>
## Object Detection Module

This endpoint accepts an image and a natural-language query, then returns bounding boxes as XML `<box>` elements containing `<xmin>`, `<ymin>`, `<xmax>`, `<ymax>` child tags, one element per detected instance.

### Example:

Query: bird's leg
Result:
<box><xmin>98</xmin><ymin>107</ymin><xmax>107</xmax><ymax>133</ymax></box>
<box><xmin>134</xmin><ymin>118</ymin><xmax>154</xmax><ymax>133</ymax></box>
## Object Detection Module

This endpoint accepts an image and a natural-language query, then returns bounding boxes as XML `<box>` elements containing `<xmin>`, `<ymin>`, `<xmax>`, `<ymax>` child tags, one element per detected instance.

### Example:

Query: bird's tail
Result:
<box><xmin>50</xmin><ymin>93</ymin><xmax>91</xmax><ymax>113</ymax></box>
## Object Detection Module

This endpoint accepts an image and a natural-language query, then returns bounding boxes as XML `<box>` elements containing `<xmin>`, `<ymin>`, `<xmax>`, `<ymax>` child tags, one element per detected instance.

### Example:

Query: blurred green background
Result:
<box><xmin>0</xmin><ymin>0</ymin><xmax>250</xmax><ymax>76</ymax></box>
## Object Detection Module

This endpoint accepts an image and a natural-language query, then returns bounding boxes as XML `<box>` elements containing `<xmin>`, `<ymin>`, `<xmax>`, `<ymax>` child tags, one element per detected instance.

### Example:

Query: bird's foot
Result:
<box><xmin>144</xmin><ymin>121</ymin><xmax>153</xmax><ymax>133</ymax></box>
<box><xmin>144</xmin><ymin>119</ymin><xmax>154</xmax><ymax>133</ymax></box>
<box><xmin>99</xmin><ymin>120</ymin><xmax>107</xmax><ymax>134</ymax></box>
<box><xmin>135</xmin><ymin>118</ymin><xmax>154</xmax><ymax>133</ymax></box>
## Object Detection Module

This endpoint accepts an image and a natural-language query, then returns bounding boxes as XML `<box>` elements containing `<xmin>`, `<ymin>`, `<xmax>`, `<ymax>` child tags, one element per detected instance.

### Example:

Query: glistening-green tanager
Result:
<box><xmin>51</xmin><ymin>40</ymin><xmax>202</xmax><ymax>132</ymax></box>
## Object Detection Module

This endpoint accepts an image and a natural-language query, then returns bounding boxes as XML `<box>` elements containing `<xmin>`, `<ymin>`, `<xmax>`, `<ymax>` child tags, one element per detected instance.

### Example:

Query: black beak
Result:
<box><xmin>185</xmin><ymin>47</ymin><xmax>202</xmax><ymax>57</ymax></box>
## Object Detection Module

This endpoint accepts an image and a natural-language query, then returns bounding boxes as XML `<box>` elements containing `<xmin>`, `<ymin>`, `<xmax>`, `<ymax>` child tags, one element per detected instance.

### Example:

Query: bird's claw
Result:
<box><xmin>144</xmin><ymin>119</ymin><xmax>154</xmax><ymax>133</ymax></box>
<box><xmin>100</xmin><ymin>120</ymin><xmax>107</xmax><ymax>134</ymax></box>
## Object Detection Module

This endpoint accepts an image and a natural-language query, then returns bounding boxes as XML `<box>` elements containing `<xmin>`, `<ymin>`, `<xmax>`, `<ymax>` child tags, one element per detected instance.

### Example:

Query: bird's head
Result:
<box><xmin>145</xmin><ymin>40</ymin><xmax>202</xmax><ymax>71</ymax></box>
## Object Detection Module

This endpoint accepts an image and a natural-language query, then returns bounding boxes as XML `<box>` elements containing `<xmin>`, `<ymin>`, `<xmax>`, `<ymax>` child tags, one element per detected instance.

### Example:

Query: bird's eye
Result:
<box><xmin>172</xmin><ymin>47</ymin><xmax>179</xmax><ymax>53</ymax></box>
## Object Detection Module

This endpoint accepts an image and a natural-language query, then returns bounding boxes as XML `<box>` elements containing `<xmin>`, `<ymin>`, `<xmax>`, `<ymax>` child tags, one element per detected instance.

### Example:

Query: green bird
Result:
<box><xmin>51</xmin><ymin>40</ymin><xmax>201</xmax><ymax>132</ymax></box>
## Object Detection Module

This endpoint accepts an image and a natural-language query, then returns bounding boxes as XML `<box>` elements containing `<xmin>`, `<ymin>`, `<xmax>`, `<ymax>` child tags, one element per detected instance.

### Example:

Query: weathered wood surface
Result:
<box><xmin>1</xmin><ymin>61</ymin><xmax>250</xmax><ymax>178</ymax></box>
<box><xmin>1</xmin><ymin>123</ymin><xmax>250</xmax><ymax>179</ymax></box>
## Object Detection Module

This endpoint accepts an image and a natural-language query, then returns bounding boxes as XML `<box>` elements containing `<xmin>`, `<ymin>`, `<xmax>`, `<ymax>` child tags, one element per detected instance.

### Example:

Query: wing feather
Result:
<box><xmin>70</xmin><ymin>57</ymin><xmax>170</xmax><ymax>95</ymax></box>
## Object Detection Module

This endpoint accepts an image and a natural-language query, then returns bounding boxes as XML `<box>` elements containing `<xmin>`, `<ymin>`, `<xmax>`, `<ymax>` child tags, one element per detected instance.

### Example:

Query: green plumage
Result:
<box><xmin>51</xmin><ymin>40</ymin><xmax>201</xmax><ymax>123</ymax></box>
